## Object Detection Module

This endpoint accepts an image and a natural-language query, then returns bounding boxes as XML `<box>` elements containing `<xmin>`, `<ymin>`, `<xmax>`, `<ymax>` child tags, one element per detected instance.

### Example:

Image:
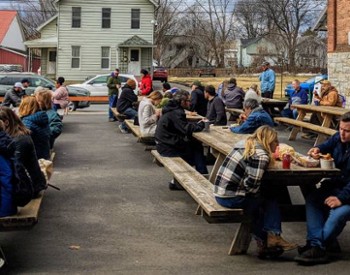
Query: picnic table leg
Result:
<box><xmin>314</xmin><ymin>114</ymin><xmax>333</xmax><ymax>146</ymax></box>
<box><xmin>289</xmin><ymin>110</ymin><xmax>306</xmax><ymax>140</ymax></box>
<box><xmin>209</xmin><ymin>152</ymin><xmax>226</xmax><ymax>184</ymax></box>
<box><xmin>228</xmin><ymin>219</ymin><xmax>252</xmax><ymax>255</ymax></box>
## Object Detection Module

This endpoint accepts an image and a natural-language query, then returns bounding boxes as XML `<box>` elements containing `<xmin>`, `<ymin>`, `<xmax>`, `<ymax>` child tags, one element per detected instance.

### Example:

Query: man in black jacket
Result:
<box><xmin>155</xmin><ymin>90</ymin><xmax>208</xmax><ymax>189</ymax></box>
<box><xmin>204</xmin><ymin>85</ymin><xmax>227</xmax><ymax>125</ymax></box>
<box><xmin>2</xmin><ymin>82</ymin><xmax>25</xmax><ymax>107</ymax></box>
<box><xmin>189</xmin><ymin>80</ymin><xmax>207</xmax><ymax>116</ymax></box>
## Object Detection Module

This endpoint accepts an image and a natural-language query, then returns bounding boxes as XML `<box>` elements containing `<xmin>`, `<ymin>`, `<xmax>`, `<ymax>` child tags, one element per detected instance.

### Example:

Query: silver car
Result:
<box><xmin>69</xmin><ymin>73</ymin><xmax>139</xmax><ymax>96</ymax></box>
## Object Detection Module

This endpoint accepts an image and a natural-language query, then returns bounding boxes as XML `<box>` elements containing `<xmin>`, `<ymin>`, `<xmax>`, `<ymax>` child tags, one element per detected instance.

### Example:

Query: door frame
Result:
<box><xmin>128</xmin><ymin>48</ymin><xmax>141</xmax><ymax>76</ymax></box>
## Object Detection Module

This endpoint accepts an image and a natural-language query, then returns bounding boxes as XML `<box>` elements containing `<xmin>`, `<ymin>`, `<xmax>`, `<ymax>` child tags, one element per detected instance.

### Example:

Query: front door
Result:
<box><xmin>47</xmin><ymin>49</ymin><xmax>56</xmax><ymax>74</ymax></box>
<box><xmin>128</xmin><ymin>48</ymin><xmax>141</xmax><ymax>76</ymax></box>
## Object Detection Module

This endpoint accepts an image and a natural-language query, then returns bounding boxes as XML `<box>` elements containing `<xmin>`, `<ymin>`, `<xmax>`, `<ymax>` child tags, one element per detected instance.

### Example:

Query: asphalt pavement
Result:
<box><xmin>1</xmin><ymin>100</ymin><xmax>350</xmax><ymax>274</ymax></box>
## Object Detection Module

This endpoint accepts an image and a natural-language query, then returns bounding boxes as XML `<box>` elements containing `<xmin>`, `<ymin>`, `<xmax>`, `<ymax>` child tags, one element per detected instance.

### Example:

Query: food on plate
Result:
<box><xmin>292</xmin><ymin>152</ymin><xmax>320</xmax><ymax>167</ymax></box>
<box><xmin>273</xmin><ymin>144</ymin><xmax>295</xmax><ymax>160</ymax></box>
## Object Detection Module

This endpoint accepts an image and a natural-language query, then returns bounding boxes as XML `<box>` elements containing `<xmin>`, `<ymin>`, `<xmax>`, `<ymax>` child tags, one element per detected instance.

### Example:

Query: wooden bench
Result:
<box><xmin>0</xmin><ymin>192</ymin><xmax>44</xmax><ymax>231</ymax></box>
<box><xmin>275</xmin><ymin>117</ymin><xmax>337</xmax><ymax>137</ymax></box>
<box><xmin>151</xmin><ymin>150</ymin><xmax>252</xmax><ymax>255</ymax></box>
<box><xmin>110</xmin><ymin>107</ymin><xmax>127</xmax><ymax>122</ymax></box>
<box><xmin>124</xmin><ymin>120</ymin><xmax>155</xmax><ymax>145</ymax></box>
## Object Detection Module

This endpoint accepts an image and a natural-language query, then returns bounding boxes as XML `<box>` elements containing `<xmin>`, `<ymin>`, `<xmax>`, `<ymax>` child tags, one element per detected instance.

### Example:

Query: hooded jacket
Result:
<box><xmin>2</xmin><ymin>88</ymin><xmax>25</xmax><ymax>107</ymax></box>
<box><xmin>190</xmin><ymin>87</ymin><xmax>207</xmax><ymax>116</ymax></box>
<box><xmin>155</xmin><ymin>99</ymin><xmax>204</xmax><ymax>156</ymax></box>
<box><xmin>117</xmin><ymin>84</ymin><xmax>138</xmax><ymax>113</ymax></box>
<box><xmin>222</xmin><ymin>84</ymin><xmax>245</xmax><ymax>109</ymax></box>
<box><xmin>21</xmin><ymin>111</ymin><xmax>50</xmax><ymax>160</ymax></box>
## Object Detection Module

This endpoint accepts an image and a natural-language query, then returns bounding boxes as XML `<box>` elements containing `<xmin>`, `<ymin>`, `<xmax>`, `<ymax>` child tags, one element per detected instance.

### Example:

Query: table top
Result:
<box><xmin>261</xmin><ymin>98</ymin><xmax>288</xmax><ymax>106</ymax></box>
<box><xmin>292</xmin><ymin>104</ymin><xmax>347</xmax><ymax>116</ymax></box>
<box><xmin>193</xmin><ymin>126</ymin><xmax>340</xmax><ymax>177</ymax></box>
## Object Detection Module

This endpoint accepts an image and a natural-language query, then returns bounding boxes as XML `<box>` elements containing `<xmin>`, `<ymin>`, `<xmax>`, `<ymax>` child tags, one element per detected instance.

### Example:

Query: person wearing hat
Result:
<box><xmin>259</xmin><ymin>61</ymin><xmax>276</xmax><ymax>98</ymax></box>
<box><xmin>221</xmin><ymin>77</ymin><xmax>245</xmax><ymax>109</ymax></box>
<box><xmin>139</xmin><ymin>69</ymin><xmax>153</xmax><ymax>96</ymax></box>
<box><xmin>52</xmin><ymin>76</ymin><xmax>69</xmax><ymax>111</ymax></box>
<box><xmin>190</xmin><ymin>80</ymin><xmax>207</xmax><ymax>116</ymax></box>
<box><xmin>2</xmin><ymin>82</ymin><xmax>26</xmax><ymax>107</ymax></box>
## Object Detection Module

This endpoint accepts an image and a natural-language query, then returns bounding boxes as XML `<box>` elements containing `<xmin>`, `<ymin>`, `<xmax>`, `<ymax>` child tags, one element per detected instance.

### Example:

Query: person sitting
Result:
<box><xmin>0</xmin><ymin>106</ymin><xmax>47</xmax><ymax>196</ymax></box>
<box><xmin>244</xmin><ymin>84</ymin><xmax>262</xmax><ymax>104</ymax></box>
<box><xmin>189</xmin><ymin>80</ymin><xmax>207</xmax><ymax>117</ymax></box>
<box><xmin>162</xmin><ymin>82</ymin><xmax>171</xmax><ymax>93</ymax></box>
<box><xmin>221</xmin><ymin>78</ymin><xmax>245</xmax><ymax>109</ymax></box>
<box><xmin>204</xmin><ymin>85</ymin><xmax>227</xmax><ymax>126</ymax></box>
<box><xmin>281</xmin><ymin>79</ymin><xmax>308</xmax><ymax>119</ymax></box>
<box><xmin>214</xmin><ymin>125</ymin><xmax>297</xmax><ymax>257</ymax></box>
<box><xmin>138</xmin><ymin>91</ymin><xmax>163</xmax><ymax>138</ymax></box>
<box><xmin>216</xmin><ymin>80</ymin><xmax>228</xmax><ymax>100</ymax></box>
<box><xmin>157</xmin><ymin>91</ymin><xmax>173</xmax><ymax>108</ymax></box>
<box><xmin>302</xmin><ymin>80</ymin><xmax>343</xmax><ymax>139</ymax></box>
<box><xmin>117</xmin><ymin>79</ymin><xmax>138</xmax><ymax>134</ymax></box>
<box><xmin>155</xmin><ymin>90</ymin><xmax>208</xmax><ymax>189</ymax></box>
<box><xmin>2</xmin><ymin>82</ymin><xmax>26</xmax><ymax>107</ymax></box>
<box><xmin>295</xmin><ymin>111</ymin><xmax>350</xmax><ymax>265</ymax></box>
<box><xmin>35</xmin><ymin>88</ymin><xmax>63</xmax><ymax>148</ymax></box>
<box><xmin>52</xmin><ymin>76</ymin><xmax>69</xmax><ymax>111</ymax></box>
<box><xmin>18</xmin><ymin>96</ymin><xmax>51</xmax><ymax>160</ymax></box>
<box><xmin>139</xmin><ymin>69</ymin><xmax>153</xmax><ymax>96</ymax></box>
<box><xmin>230</xmin><ymin>98</ymin><xmax>274</xmax><ymax>134</ymax></box>
<box><xmin>0</xmin><ymin>121</ymin><xmax>17</xmax><ymax>217</ymax></box>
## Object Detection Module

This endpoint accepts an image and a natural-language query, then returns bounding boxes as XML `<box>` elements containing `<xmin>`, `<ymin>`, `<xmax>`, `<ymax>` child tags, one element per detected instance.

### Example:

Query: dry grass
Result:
<box><xmin>169</xmin><ymin>75</ymin><xmax>311</xmax><ymax>99</ymax></box>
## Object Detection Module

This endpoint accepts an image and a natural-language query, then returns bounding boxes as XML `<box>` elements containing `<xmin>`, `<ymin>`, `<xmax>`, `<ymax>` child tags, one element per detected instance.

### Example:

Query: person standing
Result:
<box><xmin>139</xmin><ymin>69</ymin><xmax>153</xmax><ymax>96</ymax></box>
<box><xmin>52</xmin><ymin>77</ymin><xmax>69</xmax><ymax>111</ymax></box>
<box><xmin>189</xmin><ymin>80</ymin><xmax>207</xmax><ymax>117</ymax></box>
<box><xmin>259</xmin><ymin>61</ymin><xmax>276</xmax><ymax>99</ymax></box>
<box><xmin>107</xmin><ymin>68</ymin><xmax>122</xmax><ymax>122</ymax></box>
<box><xmin>204</xmin><ymin>85</ymin><xmax>227</xmax><ymax>126</ymax></box>
<box><xmin>2</xmin><ymin>82</ymin><xmax>25</xmax><ymax>107</ymax></box>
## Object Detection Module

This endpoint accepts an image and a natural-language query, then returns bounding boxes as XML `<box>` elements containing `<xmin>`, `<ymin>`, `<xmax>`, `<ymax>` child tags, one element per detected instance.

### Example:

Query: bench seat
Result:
<box><xmin>275</xmin><ymin>117</ymin><xmax>337</xmax><ymax>136</ymax></box>
<box><xmin>124</xmin><ymin>120</ymin><xmax>155</xmax><ymax>144</ymax></box>
<box><xmin>0</xmin><ymin>192</ymin><xmax>44</xmax><ymax>231</ymax></box>
<box><xmin>110</xmin><ymin>108</ymin><xmax>127</xmax><ymax>122</ymax></box>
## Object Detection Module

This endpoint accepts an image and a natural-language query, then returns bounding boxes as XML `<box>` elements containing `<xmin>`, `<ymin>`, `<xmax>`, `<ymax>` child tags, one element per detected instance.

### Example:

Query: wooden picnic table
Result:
<box><xmin>289</xmin><ymin>104</ymin><xmax>348</xmax><ymax>145</ymax></box>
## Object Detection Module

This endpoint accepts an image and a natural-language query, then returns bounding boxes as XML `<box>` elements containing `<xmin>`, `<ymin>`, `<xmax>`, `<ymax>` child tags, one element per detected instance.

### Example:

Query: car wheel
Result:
<box><xmin>67</xmin><ymin>101</ymin><xmax>77</xmax><ymax>111</ymax></box>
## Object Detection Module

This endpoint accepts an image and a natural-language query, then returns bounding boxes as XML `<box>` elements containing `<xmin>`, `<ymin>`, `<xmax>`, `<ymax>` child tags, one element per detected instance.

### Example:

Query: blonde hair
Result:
<box><xmin>35</xmin><ymin>88</ymin><xmax>53</xmax><ymax>110</ymax></box>
<box><xmin>242</xmin><ymin>125</ymin><xmax>278</xmax><ymax>161</ymax></box>
<box><xmin>147</xmin><ymin>91</ymin><xmax>163</xmax><ymax>101</ymax></box>
<box><xmin>18</xmin><ymin>96</ymin><xmax>40</xmax><ymax>117</ymax></box>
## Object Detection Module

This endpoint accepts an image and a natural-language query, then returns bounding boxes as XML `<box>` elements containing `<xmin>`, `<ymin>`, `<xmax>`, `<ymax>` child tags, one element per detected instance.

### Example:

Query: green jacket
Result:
<box><xmin>107</xmin><ymin>74</ymin><xmax>122</xmax><ymax>96</ymax></box>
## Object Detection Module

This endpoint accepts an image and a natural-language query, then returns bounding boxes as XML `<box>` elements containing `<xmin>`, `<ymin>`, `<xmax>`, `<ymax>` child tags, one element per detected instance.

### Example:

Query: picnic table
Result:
<box><xmin>277</xmin><ymin>104</ymin><xmax>347</xmax><ymax>146</ymax></box>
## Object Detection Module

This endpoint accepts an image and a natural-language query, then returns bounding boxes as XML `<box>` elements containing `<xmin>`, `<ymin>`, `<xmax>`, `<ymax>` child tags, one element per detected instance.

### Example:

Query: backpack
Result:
<box><xmin>11</xmin><ymin>157</ymin><xmax>34</xmax><ymax>207</ymax></box>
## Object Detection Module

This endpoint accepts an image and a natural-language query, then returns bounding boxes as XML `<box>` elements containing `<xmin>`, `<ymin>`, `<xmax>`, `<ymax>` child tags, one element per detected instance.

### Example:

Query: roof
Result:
<box><xmin>119</xmin><ymin>35</ymin><xmax>153</xmax><ymax>48</ymax></box>
<box><xmin>24</xmin><ymin>36</ymin><xmax>58</xmax><ymax>48</ymax></box>
<box><xmin>240</xmin><ymin>37</ymin><xmax>262</xmax><ymax>48</ymax></box>
<box><xmin>37</xmin><ymin>14</ymin><xmax>58</xmax><ymax>32</ymax></box>
<box><xmin>54</xmin><ymin>0</ymin><xmax>158</xmax><ymax>7</ymax></box>
<box><xmin>0</xmin><ymin>11</ymin><xmax>17</xmax><ymax>44</ymax></box>
<box><xmin>313</xmin><ymin>7</ymin><xmax>327</xmax><ymax>31</ymax></box>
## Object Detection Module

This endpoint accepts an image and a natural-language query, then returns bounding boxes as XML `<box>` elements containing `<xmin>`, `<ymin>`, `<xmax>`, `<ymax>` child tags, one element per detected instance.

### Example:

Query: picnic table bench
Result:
<box><xmin>110</xmin><ymin>107</ymin><xmax>127</xmax><ymax>122</ymax></box>
<box><xmin>124</xmin><ymin>119</ymin><xmax>155</xmax><ymax>144</ymax></box>
<box><xmin>151</xmin><ymin>150</ymin><xmax>252</xmax><ymax>255</ymax></box>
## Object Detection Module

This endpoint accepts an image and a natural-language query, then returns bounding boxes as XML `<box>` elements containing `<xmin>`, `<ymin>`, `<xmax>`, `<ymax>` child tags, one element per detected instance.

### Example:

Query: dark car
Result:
<box><xmin>284</xmin><ymin>74</ymin><xmax>328</xmax><ymax>98</ymax></box>
<box><xmin>0</xmin><ymin>73</ymin><xmax>90</xmax><ymax>111</ymax></box>
<box><xmin>199</xmin><ymin>66</ymin><xmax>216</xmax><ymax>77</ymax></box>
<box><xmin>152</xmin><ymin>67</ymin><xmax>168</xmax><ymax>82</ymax></box>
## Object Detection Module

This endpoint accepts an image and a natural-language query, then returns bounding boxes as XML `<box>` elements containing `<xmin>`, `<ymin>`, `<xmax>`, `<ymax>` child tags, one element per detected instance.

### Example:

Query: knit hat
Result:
<box><xmin>192</xmin><ymin>80</ymin><xmax>202</xmax><ymax>87</ymax></box>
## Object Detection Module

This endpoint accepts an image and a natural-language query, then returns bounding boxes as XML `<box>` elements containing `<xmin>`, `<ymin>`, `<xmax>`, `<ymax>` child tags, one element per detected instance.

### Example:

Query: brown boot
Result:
<box><xmin>267</xmin><ymin>233</ymin><xmax>298</xmax><ymax>251</ymax></box>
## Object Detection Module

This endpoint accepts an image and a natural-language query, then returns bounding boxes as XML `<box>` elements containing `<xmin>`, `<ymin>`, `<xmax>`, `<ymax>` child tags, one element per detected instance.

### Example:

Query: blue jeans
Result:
<box><xmin>281</xmin><ymin>108</ymin><xmax>298</xmax><ymax>119</ymax></box>
<box><xmin>215</xmin><ymin>196</ymin><xmax>282</xmax><ymax>242</ymax></box>
<box><xmin>121</xmin><ymin>107</ymin><xmax>138</xmax><ymax>131</ymax></box>
<box><xmin>306</xmin><ymin>188</ymin><xmax>350</xmax><ymax>248</ymax></box>
<box><xmin>109</xmin><ymin>94</ymin><xmax>118</xmax><ymax>119</ymax></box>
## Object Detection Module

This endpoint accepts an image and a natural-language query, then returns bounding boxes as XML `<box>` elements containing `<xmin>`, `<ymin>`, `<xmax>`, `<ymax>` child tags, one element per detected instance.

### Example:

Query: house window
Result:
<box><xmin>101</xmin><ymin>47</ymin><xmax>110</xmax><ymax>69</ymax></box>
<box><xmin>102</xmin><ymin>8</ymin><xmax>111</xmax><ymax>28</ymax></box>
<box><xmin>72</xmin><ymin>7</ymin><xmax>81</xmax><ymax>28</ymax></box>
<box><xmin>71</xmin><ymin>46</ymin><xmax>80</xmax><ymax>68</ymax></box>
<box><xmin>131</xmin><ymin>9</ymin><xmax>140</xmax><ymax>29</ymax></box>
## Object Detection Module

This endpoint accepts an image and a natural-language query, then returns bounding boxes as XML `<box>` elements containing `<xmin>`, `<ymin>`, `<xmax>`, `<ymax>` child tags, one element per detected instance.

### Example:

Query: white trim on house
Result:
<box><xmin>37</xmin><ymin>15</ymin><xmax>58</xmax><ymax>32</ymax></box>
<box><xmin>24</xmin><ymin>37</ymin><xmax>58</xmax><ymax>48</ymax></box>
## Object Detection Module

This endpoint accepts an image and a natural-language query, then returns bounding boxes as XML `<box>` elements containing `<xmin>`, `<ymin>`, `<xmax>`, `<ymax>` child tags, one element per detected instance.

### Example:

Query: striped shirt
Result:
<box><xmin>214</xmin><ymin>145</ymin><xmax>270</xmax><ymax>198</ymax></box>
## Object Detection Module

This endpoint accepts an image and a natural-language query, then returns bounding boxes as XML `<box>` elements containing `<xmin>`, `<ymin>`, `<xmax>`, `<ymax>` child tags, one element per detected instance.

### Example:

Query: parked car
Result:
<box><xmin>152</xmin><ymin>67</ymin><xmax>168</xmax><ymax>82</ymax></box>
<box><xmin>0</xmin><ymin>72</ymin><xmax>90</xmax><ymax>111</ymax></box>
<box><xmin>284</xmin><ymin>74</ymin><xmax>328</xmax><ymax>98</ymax></box>
<box><xmin>199</xmin><ymin>66</ymin><xmax>216</xmax><ymax>77</ymax></box>
<box><xmin>69</xmin><ymin>73</ymin><xmax>139</xmax><ymax>96</ymax></box>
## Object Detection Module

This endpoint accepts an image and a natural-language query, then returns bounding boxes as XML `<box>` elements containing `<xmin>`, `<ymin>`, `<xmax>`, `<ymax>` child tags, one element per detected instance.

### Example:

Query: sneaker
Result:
<box><xmin>326</xmin><ymin>239</ymin><xmax>341</xmax><ymax>254</ymax></box>
<box><xmin>118</xmin><ymin>124</ymin><xmax>128</xmax><ymax>134</ymax></box>
<box><xmin>294</xmin><ymin>246</ymin><xmax>329</xmax><ymax>264</ymax></box>
<box><xmin>109</xmin><ymin>118</ymin><xmax>116</xmax><ymax>122</ymax></box>
<box><xmin>267</xmin><ymin>233</ymin><xmax>298</xmax><ymax>251</ymax></box>
<box><xmin>168</xmin><ymin>181</ymin><xmax>184</xmax><ymax>190</ymax></box>
<box><xmin>297</xmin><ymin>242</ymin><xmax>311</xmax><ymax>255</ymax></box>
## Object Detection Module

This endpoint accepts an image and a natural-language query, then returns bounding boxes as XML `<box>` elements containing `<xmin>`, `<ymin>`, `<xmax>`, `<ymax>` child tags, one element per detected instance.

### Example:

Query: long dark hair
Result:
<box><xmin>0</xmin><ymin>106</ymin><xmax>30</xmax><ymax>137</ymax></box>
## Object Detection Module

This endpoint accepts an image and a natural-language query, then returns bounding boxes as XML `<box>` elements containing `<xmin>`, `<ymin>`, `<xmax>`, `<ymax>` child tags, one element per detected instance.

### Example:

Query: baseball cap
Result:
<box><xmin>321</xmin><ymin>80</ymin><xmax>331</xmax><ymax>85</ymax></box>
<box><xmin>261</xmin><ymin>61</ymin><xmax>270</xmax><ymax>66</ymax></box>
<box><xmin>14</xmin><ymin>82</ymin><xmax>23</xmax><ymax>89</ymax></box>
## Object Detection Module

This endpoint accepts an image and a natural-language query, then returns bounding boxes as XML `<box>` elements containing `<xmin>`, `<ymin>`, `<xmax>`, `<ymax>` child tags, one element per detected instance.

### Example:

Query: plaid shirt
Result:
<box><xmin>214</xmin><ymin>145</ymin><xmax>270</xmax><ymax>198</ymax></box>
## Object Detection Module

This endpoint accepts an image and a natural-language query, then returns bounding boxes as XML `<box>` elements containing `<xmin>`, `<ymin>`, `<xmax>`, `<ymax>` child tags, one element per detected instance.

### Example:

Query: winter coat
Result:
<box><xmin>139</xmin><ymin>74</ymin><xmax>153</xmax><ymax>96</ymax></box>
<box><xmin>138</xmin><ymin>97</ymin><xmax>158</xmax><ymax>137</ymax></box>
<box><xmin>155</xmin><ymin>99</ymin><xmax>204</xmax><ymax>156</ymax></box>
<box><xmin>46</xmin><ymin>109</ymin><xmax>63</xmax><ymax>148</ymax></box>
<box><xmin>206</xmin><ymin>95</ymin><xmax>227</xmax><ymax>125</ymax></box>
<box><xmin>259</xmin><ymin>68</ymin><xmax>276</xmax><ymax>94</ymax></box>
<box><xmin>244</xmin><ymin>89</ymin><xmax>262</xmax><ymax>104</ymax></box>
<box><xmin>52</xmin><ymin>86</ymin><xmax>69</xmax><ymax>109</ymax></box>
<box><xmin>0</xmin><ymin>131</ymin><xmax>17</xmax><ymax>217</ymax></box>
<box><xmin>2</xmin><ymin>88</ymin><xmax>25</xmax><ymax>107</ymax></box>
<box><xmin>315</xmin><ymin>86</ymin><xmax>342</xmax><ymax>107</ymax></box>
<box><xmin>107</xmin><ymin>73</ymin><xmax>122</xmax><ymax>96</ymax></box>
<box><xmin>21</xmin><ymin>111</ymin><xmax>51</xmax><ymax>160</ymax></box>
<box><xmin>117</xmin><ymin>84</ymin><xmax>138</xmax><ymax>114</ymax></box>
<box><xmin>190</xmin><ymin>87</ymin><xmax>207</xmax><ymax>116</ymax></box>
<box><xmin>230</xmin><ymin>107</ymin><xmax>274</xmax><ymax>134</ymax></box>
<box><xmin>222</xmin><ymin>84</ymin><xmax>245</xmax><ymax>109</ymax></box>
<box><xmin>12</xmin><ymin>134</ymin><xmax>47</xmax><ymax>196</ymax></box>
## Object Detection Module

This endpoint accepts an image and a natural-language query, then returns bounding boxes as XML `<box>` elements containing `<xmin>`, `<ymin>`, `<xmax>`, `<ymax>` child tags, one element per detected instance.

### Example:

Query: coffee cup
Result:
<box><xmin>204</xmin><ymin>121</ymin><xmax>210</xmax><ymax>132</ymax></box>
<box><xmin>320</xmin><ymin>158</ymin><xmax>335</xmax><ymax>169</ymax></box>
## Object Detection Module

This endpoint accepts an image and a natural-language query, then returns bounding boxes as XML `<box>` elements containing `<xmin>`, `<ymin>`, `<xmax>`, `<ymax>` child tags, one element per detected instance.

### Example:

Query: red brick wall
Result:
<box><xmin>328</xmin><ymin>0</ymin><xmax>350</xmax><ymax>52</ymax></box>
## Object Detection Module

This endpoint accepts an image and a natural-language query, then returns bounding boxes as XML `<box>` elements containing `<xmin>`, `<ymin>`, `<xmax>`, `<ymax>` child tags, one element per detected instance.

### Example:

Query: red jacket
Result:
<box><xmin>139</xmin><ymin>74</ymin><xmax>153</xmax><ymax>95</ymax></box>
